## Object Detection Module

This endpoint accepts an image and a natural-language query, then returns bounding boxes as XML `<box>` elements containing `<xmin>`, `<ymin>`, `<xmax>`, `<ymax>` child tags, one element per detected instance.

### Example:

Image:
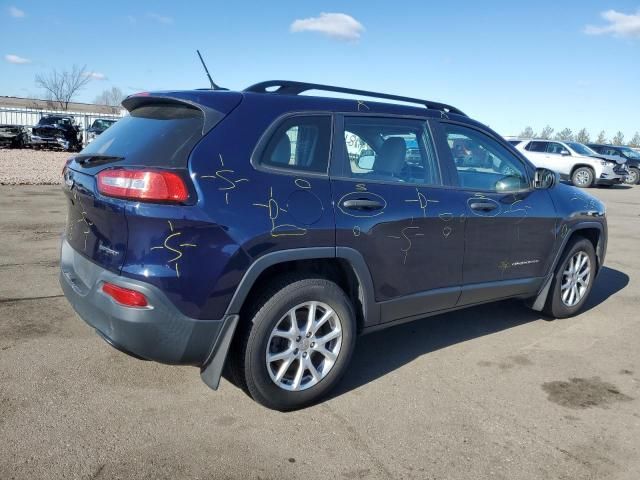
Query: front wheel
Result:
<box><xmin>625</xmin><ymin>167</ymin><xmax>640</xmax><ymax>185</ymax></box>
<box><xmin>229</xmin><ymin>275</ymin><xmax>356</xmax><ymax>411</ymax></box>
<box><xmin>571</xmin><ymin>167</ymin><xmax>594</xmax><ymax>188</ymax></box>
<box><xmin>543</xmin><ymin>237</ymin><xmax>596</xmax><ymax>318</ymax></box>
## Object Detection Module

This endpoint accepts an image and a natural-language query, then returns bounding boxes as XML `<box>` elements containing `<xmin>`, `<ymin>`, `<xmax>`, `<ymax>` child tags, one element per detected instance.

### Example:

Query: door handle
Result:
<box><xmin>341</xmin><ymin>199</ymin><xmax>384</xmax><ymax>210</ymax></box>
<box><xmin>469</xmin><ymin>201</ymin><xmax>498</xmax><ymax>212</ymax></box>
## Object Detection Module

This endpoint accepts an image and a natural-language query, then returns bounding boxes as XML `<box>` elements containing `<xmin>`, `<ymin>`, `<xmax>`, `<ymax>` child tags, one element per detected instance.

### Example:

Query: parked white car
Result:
<box><xmin>506</xmin><ymin>139</ymin><xmax>627</xmax><ymax>188</ymax></box>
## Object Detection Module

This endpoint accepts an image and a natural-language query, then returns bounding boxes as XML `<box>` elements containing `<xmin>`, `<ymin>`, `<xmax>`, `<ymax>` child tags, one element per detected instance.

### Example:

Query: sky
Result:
<box><xmin>1</xmin><ymin>0</ymin><xmax>639</xmax><ymax>139</ymax></box>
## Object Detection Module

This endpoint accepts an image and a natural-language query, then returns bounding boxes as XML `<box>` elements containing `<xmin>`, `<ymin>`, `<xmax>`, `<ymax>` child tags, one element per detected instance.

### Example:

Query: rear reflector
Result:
<box><xmin>102</xmin><ymin>282</ymin><xmax>149</xmax><ymax>308</ymax></box>
<box><xmin>97</xmin><ymin>169</ymin><xmax>189</xmax><ymax>202</ymax></box>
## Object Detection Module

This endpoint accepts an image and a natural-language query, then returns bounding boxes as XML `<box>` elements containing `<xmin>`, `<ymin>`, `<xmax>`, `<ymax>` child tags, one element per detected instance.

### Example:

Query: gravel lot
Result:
<box><xmin>0</xmin><ymin>148</ymin><xmax>68</xmax><ymax>185</ymax></box>
<box><xmin>0</xmin><ymin>184</ymin><xmax>639</xmax><ymax>480</ymax></box>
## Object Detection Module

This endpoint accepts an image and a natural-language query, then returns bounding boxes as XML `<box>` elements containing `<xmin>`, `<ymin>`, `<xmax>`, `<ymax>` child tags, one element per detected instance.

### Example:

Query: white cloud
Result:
<box><xmin>5</xmin><ymin>54</ymin><xmax>31</xmax><ymax>64</ymax></box>
<box><xmin>8</xmin><ymin>6</ymin><xmax>25</xmax><ymax>18</ymax></box>
<box><xmin>148</xmin><ymin>13</ymin><xmax>173</xmax><ymax>24</ymax></box>
<box><xmin>584</xmin><ymin>9</ymin><xmax>640</xmax><ymax>38</ymax></box>
<box><xmin>83</xmin><ymin>71</ymin><xmax>107</xmax><ymax>80</ymax></box>
<box><xmin>291</xmin><ymin>12</ymin><xmax>364</xmax><ymax>41</ymax></box>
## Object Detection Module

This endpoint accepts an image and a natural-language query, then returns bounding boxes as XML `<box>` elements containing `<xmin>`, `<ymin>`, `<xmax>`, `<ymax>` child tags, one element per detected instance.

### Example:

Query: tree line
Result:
<box><xmin>518</xmin><ymin>126</ymin><xmax>640</xmax><ymax>148</ymax></box>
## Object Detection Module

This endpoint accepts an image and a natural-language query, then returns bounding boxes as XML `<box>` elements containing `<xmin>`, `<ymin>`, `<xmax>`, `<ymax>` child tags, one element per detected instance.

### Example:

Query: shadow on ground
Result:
<box><xmin>332</xmin><ymin>266</ymin><xmax>628</xmax><ymax>398</ymax></box>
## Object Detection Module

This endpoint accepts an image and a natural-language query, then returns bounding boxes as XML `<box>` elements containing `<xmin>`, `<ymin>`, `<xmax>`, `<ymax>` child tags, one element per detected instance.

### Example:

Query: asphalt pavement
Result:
<box><xmin>1</xmin><ymin>184</ymin><xmax>638</xmax><ymax>480</ymax></box>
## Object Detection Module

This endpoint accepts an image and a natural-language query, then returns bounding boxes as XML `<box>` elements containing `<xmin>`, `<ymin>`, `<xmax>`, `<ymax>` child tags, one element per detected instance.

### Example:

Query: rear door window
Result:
<box><xmin>81</xmin><ymin>103</ymin><xmax>204</xmax><ymax>167</ymax></box>
<box><xmin>546</xmin><ymin>142</ymin><xmax>569</xmax><ymax>155</ymax></box>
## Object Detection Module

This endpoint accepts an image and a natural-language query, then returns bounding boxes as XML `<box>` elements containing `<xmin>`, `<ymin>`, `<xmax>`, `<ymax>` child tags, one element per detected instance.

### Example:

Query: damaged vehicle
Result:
<box><xmin>31</xmin><ymin>115</ymin><xmax>82</xmax><ymax>151</ymax></box>
<box><xmin>86</xmin><ymin>118</ymin><xmax>118</xmax><ymax>144</ymax></box>
<box><xmin>0</xmin><ymin>124</ymin><xmax>31</xmax><ymax>148</ymax></box>
<box><xmin>60</xmin><ymin>81</ymin><xmax>608</xmax><ymax>410</ymax></box>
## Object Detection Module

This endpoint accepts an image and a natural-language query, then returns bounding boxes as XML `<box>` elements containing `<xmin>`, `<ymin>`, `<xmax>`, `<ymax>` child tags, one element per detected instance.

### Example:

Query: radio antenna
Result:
<box><xmin>196</xmin><ymin>50</ymin><xmax>223</xmax><ymax>90</ymax></box>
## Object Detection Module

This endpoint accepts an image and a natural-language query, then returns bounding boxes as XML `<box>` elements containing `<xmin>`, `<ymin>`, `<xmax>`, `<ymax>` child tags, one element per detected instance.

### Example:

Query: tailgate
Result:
<box><xmin>63</xmin><ymin>167</ymin><xmax>128</xmax><ymax>272</ymax></box>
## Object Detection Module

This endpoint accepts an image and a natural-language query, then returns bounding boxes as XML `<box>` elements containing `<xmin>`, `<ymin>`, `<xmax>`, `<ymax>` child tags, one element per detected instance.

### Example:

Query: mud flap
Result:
<box><xmin>200</xmin><ymin>315</ymin><xmax>239</xmax><ymax>390</ymax></box>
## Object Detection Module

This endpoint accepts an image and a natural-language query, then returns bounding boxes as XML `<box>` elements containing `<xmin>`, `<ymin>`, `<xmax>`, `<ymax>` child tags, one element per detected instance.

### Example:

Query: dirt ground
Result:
<box><xmin>0</xmin><ymin>148</ymin><xmax>68</xmax><ymax>185</ymax></box>
<box><xmin>0</xmin><ymin>184</ymin><xmax>639</xmax><ymax>480</ymax></box>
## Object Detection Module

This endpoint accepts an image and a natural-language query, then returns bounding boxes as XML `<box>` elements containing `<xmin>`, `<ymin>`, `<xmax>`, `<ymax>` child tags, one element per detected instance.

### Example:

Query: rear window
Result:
<box><xmin>81</xmin><ymin>103</ymin><xmax>204</xmax><ymax>167</ymax></box>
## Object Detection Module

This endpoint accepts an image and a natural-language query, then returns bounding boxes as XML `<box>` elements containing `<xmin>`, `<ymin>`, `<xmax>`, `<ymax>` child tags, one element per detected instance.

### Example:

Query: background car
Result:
<box><xmin>587</xmin><ymin>144</ymin><xmax>640</xmax><ymax>185</ymax></box>
<box><xmin>0</xmin><ymin>124</ymin><xmax>31</xmax><ymax>148</ymax></box>
<box><xmin>31</xmin><ymin>115</ymin><xmax>82</xmax><ymax>151</ymax></box>
<box><xmin>85</xmin><ymin>118</ymin><xmax>117</xmax><ymax>145</ymax></box>
<box><xmin>510</xmin><ymin>138</ymin><xmax>627</xmax><ymax>188</ymax></box>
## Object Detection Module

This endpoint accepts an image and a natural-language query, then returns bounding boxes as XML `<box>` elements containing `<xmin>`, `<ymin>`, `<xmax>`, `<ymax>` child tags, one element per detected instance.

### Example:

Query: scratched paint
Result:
<box><xmin>253</xmin><ymin>187</ymin><xmax>307</xmax><ymax>237</ymax></box>
<box><xmin>200</xmin><ymin>154</ymin><xmax>249</xmax><ymax>205</ymax></box>
<box><xmin>150</xmin><ymin>220</ymin><xmax>197</xmax><ymax>278</ymax></box>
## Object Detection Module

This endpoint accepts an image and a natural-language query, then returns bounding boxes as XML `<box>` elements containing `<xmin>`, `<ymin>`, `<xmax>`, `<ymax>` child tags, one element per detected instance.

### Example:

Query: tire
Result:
<box><xmin>571</xmin><ymin>167</ymin><xmax>594</xmax><ymax>188</ymax></box>
<box><xmin>229</xmin><ymin>275</ymin><xmax>357</xmax><ymax>411</ymax></box>
<box><xmin>625</xmin><ymin>167</ymin><xmax>640</xmax><ymax>185</ymax></box>
<box><xmin>543</xmin><ymin>237</ymin><xmax>596</xmax><ymax>319</ymax></box>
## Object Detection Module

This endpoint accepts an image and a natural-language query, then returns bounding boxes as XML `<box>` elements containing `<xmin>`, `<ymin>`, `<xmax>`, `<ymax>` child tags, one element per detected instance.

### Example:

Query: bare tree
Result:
<box><xmin>94</xmin><ymin>87</ymin><xmax>125</xmax><ymax>107</ymax></box>
<box><xmin>35</xmin><ymin>65</ymin><xmax>92</xmax><ymax>110</ymax></box>
<box><xmin>554</xmin><ymin>128</ymin><xmax>574</xmax><ymax>141</ymax></box>
<box><xmin>612</xmin><ymin>131</ymin><xmax>625</xmax><ymax>146</ymax></box>
<box><xmin>519</xmin><ymin>126</ymin><xmax>535</xmax><ymax>138</ymax></box>
<box><xmin>575</xmin><ymin>128</ymin><xmax>590</xmax><ymax>144</ymax></box>
<box><xmin>630</xmin><ymin>132</ymin><xmax>640</xmax><ymax>148</ymax></box>
<box><xmin>539</xmin><ymin>125</ymin><xmax>554</xmax><ymax>139</ymax></box>
<box><xmin>596</xmin><ymin>130</ymin><xmax>608</xmax><ymax>143</ymax></box>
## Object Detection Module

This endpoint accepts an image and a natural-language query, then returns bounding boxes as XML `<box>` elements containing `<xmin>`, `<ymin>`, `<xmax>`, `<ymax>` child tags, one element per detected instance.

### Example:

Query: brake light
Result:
<box><xmin>102</xmin><ymin>282</ymin><xmax>148</xmax><ymax>308</ymax></box>
<box><xmin>97</xmin><ymin>169</ymin><xmax>189</xmax><ymax>202</ymax></box>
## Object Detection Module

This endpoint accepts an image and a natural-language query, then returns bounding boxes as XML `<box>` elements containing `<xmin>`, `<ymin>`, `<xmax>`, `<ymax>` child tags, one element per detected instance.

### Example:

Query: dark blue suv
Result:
<box><xmin>60</xmin><ymin>81</ymin><xmax>607</xmax><ymax>410</ymax></box>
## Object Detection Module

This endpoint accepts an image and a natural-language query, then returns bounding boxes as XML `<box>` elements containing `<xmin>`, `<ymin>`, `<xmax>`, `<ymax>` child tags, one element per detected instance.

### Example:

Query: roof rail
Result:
<box><xmin>244</xmin><ymin>80</ymin><xmax>467</xmax><ymax>116</ymax></box>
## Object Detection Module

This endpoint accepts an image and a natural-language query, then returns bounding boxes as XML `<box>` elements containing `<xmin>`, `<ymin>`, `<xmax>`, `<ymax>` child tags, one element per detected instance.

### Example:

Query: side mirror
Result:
<box><xmin>534</xmin><ymin>168</ymin><xmax>558</xmax><ymax>189</ymax></box>
<box><xmin>356</xmin><ymin>152</ymin><xmax>375</xmax><ymax>170</ymax></box>
<box><xmin>561</xmin><ymin>150</ymin><xmax>570</xmax><ymax>156</ymax></box>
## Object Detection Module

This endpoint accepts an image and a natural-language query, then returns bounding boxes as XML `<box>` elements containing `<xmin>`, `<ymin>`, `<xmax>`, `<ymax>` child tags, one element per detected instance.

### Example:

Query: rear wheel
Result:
<box><xmin>229</xmin><ymin>275</ymin><xmax>356</xmax><ymax>411</ymax></box>
<box><xmin>625</xmin><ymin>167</ymin><xmax>640</xmax><ymax>185</ymax></box>
<box><xmin>571</xmin><ymin>167</ymin><xmax>594</xmax><ymax>188</ymax></box>
<box><xmin>543</xmin><ymin>237</ymin><xmax>596</xmax><ymax>318</ymax></box>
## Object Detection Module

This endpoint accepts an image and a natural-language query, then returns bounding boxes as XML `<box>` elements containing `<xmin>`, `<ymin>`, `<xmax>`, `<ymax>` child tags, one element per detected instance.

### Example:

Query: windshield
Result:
<box><xmin>619</xmin><ymin>147</ymin><xmax>640</xmax><ymax>159</ymax></box>
<box><xmin>91</xmin><ymin>119</ymin><xmax>117</xmax><ymax>130</ymax></box>
<box><xmin>38</xmin><ymin>117</ymin><xmax>63</xmax><ymax>126</ymax></box>
<box><xmin>566</xmin><ymin>142</ymin><xmax>596</xmax><ymax>156</ymax></box>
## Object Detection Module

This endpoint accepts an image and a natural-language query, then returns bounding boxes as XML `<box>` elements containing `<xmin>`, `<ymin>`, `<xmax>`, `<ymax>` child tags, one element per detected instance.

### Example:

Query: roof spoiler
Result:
<box><xmin>122</xmin><ymin>94</ymin><xmax>227</xmax><ymax>135</ymax></box>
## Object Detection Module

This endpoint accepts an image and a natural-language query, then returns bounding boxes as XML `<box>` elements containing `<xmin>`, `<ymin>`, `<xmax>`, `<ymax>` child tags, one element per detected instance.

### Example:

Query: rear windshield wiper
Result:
<box><xmin>73</xmin><ymin>154</ymin><xmax>125</xmax><ymax>167</ymax></box>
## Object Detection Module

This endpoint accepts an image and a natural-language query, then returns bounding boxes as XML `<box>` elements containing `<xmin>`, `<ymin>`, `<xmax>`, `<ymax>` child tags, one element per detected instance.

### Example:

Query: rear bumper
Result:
<box><xmin>59</xmin><ymin>238</ymin><xmax>234</xmax><ymax>368</ymax></box>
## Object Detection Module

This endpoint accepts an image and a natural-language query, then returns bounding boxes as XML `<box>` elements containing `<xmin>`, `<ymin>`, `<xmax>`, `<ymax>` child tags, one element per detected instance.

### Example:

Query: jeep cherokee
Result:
<box><xmin>60</xmin><ymin>81</ymin><xmax>607</xmax><ymax>410</ymax></box>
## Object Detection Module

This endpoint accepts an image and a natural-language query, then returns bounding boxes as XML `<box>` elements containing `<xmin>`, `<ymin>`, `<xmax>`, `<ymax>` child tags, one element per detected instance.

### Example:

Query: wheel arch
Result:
<box><xmin>529</xmin><ymin>221</ymin><xmax>605</xmax><ymax>311</ymax></box>
<box><xmin>570</xmin><ymin>163</ymin><xmax>596</xmax><ymax>177</ymax></box>
<box><xmin>224</xmin><ymin>247</ymin><xmax>379</xmax><ymax>331</ymax></box>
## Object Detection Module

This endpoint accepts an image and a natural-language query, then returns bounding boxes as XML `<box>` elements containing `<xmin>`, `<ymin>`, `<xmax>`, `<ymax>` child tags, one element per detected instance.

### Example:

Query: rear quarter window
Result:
<box><xmin>257</xmin><ymin>115</ymin><xmax>332</xmax><ymax>174</ymax></box>
<box><xmin>81</xmin><ymin>103</ymin><xmax>204</xmax><ymax>167</ymax></box>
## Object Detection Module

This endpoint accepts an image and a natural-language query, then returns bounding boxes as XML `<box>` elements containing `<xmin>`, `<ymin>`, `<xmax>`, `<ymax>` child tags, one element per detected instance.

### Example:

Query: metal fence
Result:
<box><xmin>0</xmin><ymin>106</ymin><xmax>125</xmax><ymax>146</ymax></box>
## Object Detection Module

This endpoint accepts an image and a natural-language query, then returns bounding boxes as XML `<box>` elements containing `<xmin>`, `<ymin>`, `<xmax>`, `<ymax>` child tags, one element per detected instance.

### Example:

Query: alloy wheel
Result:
<box><xmin>574</xmin><ymin>170</ymin><xmax>591</xmax><ymax>186</ymax></box>
<box><xmin>265</xmin><ymin>301</ymin><xmax>343</xmax><ymax>391</ymax></box>
<box><xmin>561</xmin><ymin>251</ymin><xmax>591</xmax><ymax>307</ymax></box>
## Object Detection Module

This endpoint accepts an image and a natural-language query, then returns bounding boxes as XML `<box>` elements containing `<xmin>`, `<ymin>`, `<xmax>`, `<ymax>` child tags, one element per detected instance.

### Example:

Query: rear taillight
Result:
<box><xmin>102</xmin><ymin>282</ymin><xmax>149</xmax><ymax>308</ymax></box>
<box><xmin>97</xmin><ymin>169</ymin><xmax>189</xmax><ymax>203</ymax></box>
